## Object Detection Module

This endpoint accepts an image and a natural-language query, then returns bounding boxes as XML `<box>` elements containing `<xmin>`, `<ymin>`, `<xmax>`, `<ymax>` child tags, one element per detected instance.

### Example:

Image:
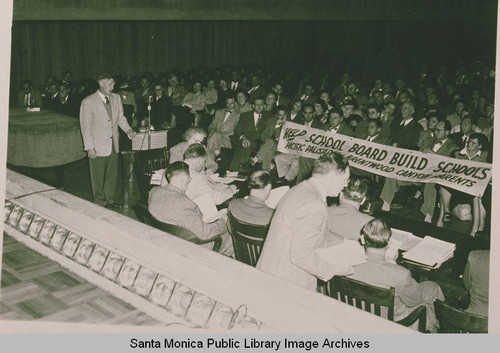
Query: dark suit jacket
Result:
<box><xmin>150</xmin><ymin>95</ymin><xmax>173</xmax><ymax>128</ymax></box>
<box><xmin>449</xmin><ymin>132</ymin><xmax>472</xmax><ymax>149</ymax></box>
<box><xmin>232</xmin><ymin>110</ymin><xmax>271</xmax><ymax>148</ymax></box>
<box><xmin>247</xmin><ymin>85</ymin><xmax>267</xmax><ymax>102</ymax></box>
<box><xmin>287</xmin><ymin>111</ymin><xmax>304</xmax><ymax>125</ymax></box>
<box><xmin>17</xmin><ymin>89</ymin><xmax>43</xmax><ymax>108</ymax></box>
<box><xmin>390</xmin><ymin>118</ymin><xmax>423</xmax><ymax>150</ymax></box>
<box><xmin>228</xmin><ymin>195</ymin><xmax>274</xmax><ymax>227</ymax></box>
<box><xmin>296</xmin><ymin>94</ymin><xmax>318</xmax><ymax>106</ymax></box>
<box><xmin>53</xmin><ymin>95</ymin><xmax>80</xmax><ymax>118</ymax></box>
<box><xmin>366</xmin><ymin>134</ymin><xmax>391</xmax><ymax>145</ymax></box>
<box><xmin>275</xmin><ymin>95</ymin><xmax>291</xmax><ymax>108</ymax></box>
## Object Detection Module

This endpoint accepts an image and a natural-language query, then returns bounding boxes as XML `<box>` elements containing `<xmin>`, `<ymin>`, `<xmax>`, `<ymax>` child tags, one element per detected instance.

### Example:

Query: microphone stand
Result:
<box><xmin>147</xmin><ymin>95</ymin><xmax>152</xmax><ymax>150</ymax></box>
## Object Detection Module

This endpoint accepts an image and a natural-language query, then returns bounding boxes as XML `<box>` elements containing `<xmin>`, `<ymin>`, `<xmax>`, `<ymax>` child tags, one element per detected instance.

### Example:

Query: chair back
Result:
<box><xmin>434</xmin><ymin>300</ymin><xmax>488</xmax><ymax>333</ymax></box>
<box><xmin>227</xmin><ymin>211</ymin><xmax>269</xmax><ymax>267</ymax></box>
<box><xmin>132</xmin><ymin>202</ymin><xmax>221</xmax><ymax>251</ymax></box>
<box><xmin>134</xmin><ymin>147</ymin><xmax>169</xmax><ymax>202</ymax></box>
<box><xmin>327</xmin><ymin>276</ymin><xmax>395</xmax><ymax>320</ymax></box>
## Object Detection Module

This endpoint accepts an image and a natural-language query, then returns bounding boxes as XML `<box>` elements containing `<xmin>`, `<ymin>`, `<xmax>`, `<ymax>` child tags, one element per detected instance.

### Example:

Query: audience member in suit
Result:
<box><xmin>264</xmin><ymin>92</ymin><xmax>277</xmax><ymax>113</ymax></box>
<box><xmin>17</xmin><ymin>80</ymin><xmax>43</xmax><ymax>108</ymax></box>
<box><xmin>356</xmin><ymin>104</ymin><xmax>380</xmax><ymax>139</ymax></box>
<box><xmin>296</xmin><ymin>107</ymin><xmax>353</xmax><ymax>183</ymax></box>
<box><xmin>134</xmin><ymin>76</ymin><xmax>153</xmax><ymax>121</ymax></box>
<box><xmin>449</xmin><ymin>115</ymin><xmax>478</xmax><ymax>149</ymax></box>
<box><xmin>166</xmin><ymin>73</ymin><xmax>188</xmax><ymax>107</ymax></box>
<box><xmin>184</xmin><ymin>143</ymin><xmax>237</xmax><ymax>205</ymax></box>
<box><xmin>274</xmin><ymin>104</ymin><xmax>314</xmax><ymax>182</ymax></box>
<box><xmin>52</xmin><ymin>83</ymin><xmax>80</xmax><ymax>118</ymax></box>
<box><xmin>203</xmin><ymin>78</ymin><xmax>218</xmax><ymax>115</ymax></box>
<box><xmin>206</xmin><ymin>95</ymin><xmax>241</xmax><ymax>161</ymax></box>
<box><xmin>272</xmin><ymin>83</ymin><xmax>290</xmax><ymax>108</ymax></box>
<box><xmin>79</xmin><ymin>73</ymin><xmax>136</xmax><ymax>207</ymax></box>
<box><xmin>463</xmin><ymin>250</ymin><xmax>489</xmax><ymax>317</ymax></box>
<box><xmin>319</xmin><ymin>91</ymin><xmax>334</xmax><ymax>111</ymax></box>
<box><xmin>257</xmin><ymin>153</ymin><xmax>352</xmax><ymax>291</ymax></box>
<box><xmin>117</xmin><ymin>82</ymin><xmax>137</xmax><ymax>125</ymax></box>
<box><xmin>215</xmin><ymin>78</ymin><xmax>231</xmax><ymax>110</ymax></box>
<box><xmin>228</xmin><ymin>170</ymin><xmax>275</xmax><ymax>227</ymax></box>
<box><xmin>436</xmin><ymin>133</ymin><xmax>489</xmax><ymax>235</ymax></box>
<box><xmin>295</xmin><ymin>82</ymin><xmax>317</xmax><ymax>106</ymax></box>
<box><xmin>253</xmin><ymin>105</ymin><xmax>288</xmax><ymax>170</ymax></box>
<box><xmin>170</xmin><ymin>127</ymin><xmax>218</xmax><ymax>173</ymax></box>
<box><xmin>327</xmin><ymin>177</ymin><xmax>374</xmax><ymax>245</ymax></box>
<box><xmin>181</xmin><ymin>80</ymin><xmax>207</xmax><ymax>126</ymax></box>
<box><xmin>390</xmin><ymin>102</ymin><xmax>423</xmax><ymax>150</ymax></box>
<box><xmin>148</xmin><ymin>161</ymin><xmax>233</xmax><ymax>256</ymax></box>
<box><xmin>381</xmin><ymin>120</ymin><xmax>458</xmax><ymax>223</ymax></box>
<box><xmin>287</xmin><ymin>100</ymin><xmax>304</xmax><ymax>124</ymax></box>
<box><xmin>236</xmin><ymin>89</ymin><xmax>253</xmax><ymax>113</ymax></box>
<box><xmin>379</xmin><ymin>102</ymin><xmax>396</xmax><ymax>139</ymax></box>
<box><xmin>349</xmin><ymin>219</ymin><xmax>444</xmax><ymax>332</ymax></box>
<box><xmin>42</xmin><ymin>82</ymin><xmax>59</xmax><ymax>109</ymax></box>
<box><xmin>150</xmin><ymin>83</ymin><xmax>173</xmax><ymax>129</ymax></box>
<box><xmin>247</xmin><ymin>75</ymin><xmax>267</xmax><ymax>102</ymax></box>
<box><xmin>418</xmin><ymin>114</ymin><xmax>439</xmax><ymax>149</ymax></box>
<box><xmin>229</xmin><ymin>97</ymin><xmax>271</xmax><ymax>171</ymax></box>
<box><xmin>230</xmin><ymin>70</ymin><xmax>246</xmax><ymax>92</ymax></box>
<box><xmin>364</xmin><ymin>119</ymin><xmax>391</xmax><ymax>145</ymax></box>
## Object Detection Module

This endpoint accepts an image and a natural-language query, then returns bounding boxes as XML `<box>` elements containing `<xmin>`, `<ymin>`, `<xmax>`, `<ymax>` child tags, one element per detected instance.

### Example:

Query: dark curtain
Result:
<box><xmin>10</xmin><ymin>20</ymin><xmax>495</xmax><ymax>99</ymax></box>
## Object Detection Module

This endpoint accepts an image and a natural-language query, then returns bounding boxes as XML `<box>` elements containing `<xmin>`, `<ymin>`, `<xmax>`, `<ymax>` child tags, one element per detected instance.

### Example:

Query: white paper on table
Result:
<box><xmin>402</xmin><ymin>236</ymin><xmax>455</xmax><ymax>267</ymax></box>
<box><xmin>193</xmin><ymin>194</ymin><xmax>225</xmax><ymax>223</ymax></box>
<box><xmin>315</xmin><ymin>239</ymin><xmax>367</xmax><ymax>269</ymax></box>
<box><xmin>265</xmin><ymin>186</ymin><xmax>290</xmax><ymax>209</ymax></box>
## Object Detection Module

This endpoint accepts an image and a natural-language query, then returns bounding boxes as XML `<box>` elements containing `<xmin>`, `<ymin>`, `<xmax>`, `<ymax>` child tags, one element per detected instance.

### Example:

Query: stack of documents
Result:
<box><xmin>192</xmin><ymin>194</ymin><xmax>227</xmax><ymax>223</ymax></box>
<box><xmin>402</xmin><ymin>236</ymin><xmax>455</xmax><ymax>270</ymax></box>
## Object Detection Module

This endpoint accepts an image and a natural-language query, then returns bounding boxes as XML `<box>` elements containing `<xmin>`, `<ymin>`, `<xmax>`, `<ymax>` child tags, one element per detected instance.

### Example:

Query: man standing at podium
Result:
<box><xmin>80</xmin><ymin>73</ymin><xmax>136</xmax><ymax>207</ymax></box>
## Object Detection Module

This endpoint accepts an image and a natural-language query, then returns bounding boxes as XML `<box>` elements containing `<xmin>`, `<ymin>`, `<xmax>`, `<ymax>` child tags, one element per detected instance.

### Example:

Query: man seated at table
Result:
<box><xmin>17</xmin><ymin>80</ymin><xmax>43</xmax><ymax>108</ymax></box>
<box><xmin>170</xmin><ymin>126</ymin><xmax>218</xmax><ymax>173</ymax></box>
<box><xmin>349</xmin><ymin>218</ymin><xmax>444</xmax><ymax>332</ymax></box>
<box><xmin>184</xmin><ymin>143</ymin><xmax>238</xmax><ymax>205</ymax></box>
<box><xmin>327</xmin><ymin>177</ymin><xmax>373</xmax><ymax>245</ymax></box>
<box><xmin>463</xmin><ymin>250</ymin><xmax>489</xmax><ymax>317</ymax></box>
<box><xmin>228</xmin><ymin>170</ymin><xmax>275</xmax><ymax>227</ymax></box>
<box><xmin>148</xmin><ymin>161</ymin><xmax>233</xmax><ymax>256</ymax></box>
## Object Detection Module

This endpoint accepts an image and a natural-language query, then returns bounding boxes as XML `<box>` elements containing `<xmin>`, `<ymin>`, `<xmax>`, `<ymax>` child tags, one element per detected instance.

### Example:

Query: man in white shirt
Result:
<box><xmin>184</xmin><ymin>143</ymin><xmax>238</xmax><ymax>205</ymax></box>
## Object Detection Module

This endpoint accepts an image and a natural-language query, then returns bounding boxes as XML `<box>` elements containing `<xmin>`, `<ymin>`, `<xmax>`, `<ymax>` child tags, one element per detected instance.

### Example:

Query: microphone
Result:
<box><xmin>147</xmin><ymin>95</ymin><xmax>153</xmax><ymax>111</ymax></box>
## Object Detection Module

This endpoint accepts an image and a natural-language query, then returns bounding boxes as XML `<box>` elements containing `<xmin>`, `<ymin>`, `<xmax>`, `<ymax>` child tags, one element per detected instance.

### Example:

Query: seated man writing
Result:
<box><xmin>148</xmin><ymin>161</ymin><xmax>233</xmax><ymax>256</ymax></box>
<box><xmin>349</xmin><ymin>218</ymin><xmax>444</xmax><ymax>332</ymax></box>
<box><xmin>183</xmin><ymin>143</ymin><xmax>238</xmax><ymax>205</ymax></box>
<box><xmin>228</xmin><ymin>170</ymin><xmax>275</xmax><ymax>227</ymax></box>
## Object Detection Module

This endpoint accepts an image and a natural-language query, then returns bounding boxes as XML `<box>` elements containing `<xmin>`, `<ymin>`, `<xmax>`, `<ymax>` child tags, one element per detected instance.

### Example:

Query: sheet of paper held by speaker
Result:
<box><xmin>315</xmin><ymin>239</ymin><xmax>367</xmax><ymax>268</ymax></box>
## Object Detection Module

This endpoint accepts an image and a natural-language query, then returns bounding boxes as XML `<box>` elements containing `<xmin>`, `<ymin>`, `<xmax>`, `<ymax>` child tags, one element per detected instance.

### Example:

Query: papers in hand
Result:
<box><xmin>402</xmin><ymin>236</ymin><xmax>455</xmax><ymax>269</ymax></box>
<box><xmin>193</xmin><ymin>194</ymin><xmax>226</xmax><ymax>223</ymax></box>
<box><xmin>265</xmin><ymin>186</ymin><xmax>290</xmax><ymax>209</ymax></box>
<box><xmin>209</xmin><ymin>172</ymin><xmax>246</xmax><ymax>184</ymax></box>
<box><xmin>315</xmin><ymin>240</ymin><xmax>367</xmax><ymax>269</ymax></box>
<box><xmin>150</xmin><ymin>169</ymin><xmax>166</xmax><ymax>186</ymax></box>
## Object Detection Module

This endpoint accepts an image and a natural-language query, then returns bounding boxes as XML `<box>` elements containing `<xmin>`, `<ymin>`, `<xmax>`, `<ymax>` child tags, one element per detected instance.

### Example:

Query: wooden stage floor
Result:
<box><xmin>0</xmin><ymin>234</ymin><xmax>161</xmax><ymax>326</ymax></box>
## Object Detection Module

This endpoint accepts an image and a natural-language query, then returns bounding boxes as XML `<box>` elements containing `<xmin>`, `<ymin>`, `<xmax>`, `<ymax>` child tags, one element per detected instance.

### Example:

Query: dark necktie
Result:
<box><xmin>105</xmin><ymin>96</ymin><xmax>110</xmax><ymax>105</ymax></box>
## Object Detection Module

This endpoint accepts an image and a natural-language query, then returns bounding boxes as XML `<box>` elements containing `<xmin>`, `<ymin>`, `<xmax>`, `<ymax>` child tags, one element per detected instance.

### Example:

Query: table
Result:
<box><xmin>7</xmin><ymin>108</ymin><xmax>86</xmax><ymax>168</ymax></box>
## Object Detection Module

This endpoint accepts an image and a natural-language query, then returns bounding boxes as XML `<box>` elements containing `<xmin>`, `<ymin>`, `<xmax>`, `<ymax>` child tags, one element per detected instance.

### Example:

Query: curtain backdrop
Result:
<box><xmin>10</xmin><ymin>20</ymin><xmax>495</xmax><ymax>97</ymax></box>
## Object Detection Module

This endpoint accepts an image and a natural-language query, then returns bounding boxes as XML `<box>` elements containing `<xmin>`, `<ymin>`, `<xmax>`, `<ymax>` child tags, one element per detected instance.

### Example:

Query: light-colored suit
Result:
<box><xmin>80</xmin><ymin>91</ymin><xmax>132</xmax><ymax>157</ymax></box>
<box><xmin>256</xmin><ymin>178</ymin><xmax>341</xmax><ymax>290</ymax></box>
<box><xmin>463</xmin><ymin>250</ymin><xmax>489</xmax><ymax>317</ymax></box>
<box><xmin>148</xmin><ymin>184</ymin><xmax>232</xmax><ymax>255</ymax></box>
<box><xmin>326</xmin><ymin>202</ymin><xmax>373</xmax><ymax>244</ymax></box>
<box><xmin>79</xmin><ymin>91</ymin><xmax>132</xmax><ymax>205</ymax></box>
<box><xmin>349</xmin><ymin>250</ymin><xmax>444</xmax><ymax>331</ymax></box>
<box><xmin>206</xmin><ymin>108</ymin><xmax>241</xmax><ymax>159</ymax></box>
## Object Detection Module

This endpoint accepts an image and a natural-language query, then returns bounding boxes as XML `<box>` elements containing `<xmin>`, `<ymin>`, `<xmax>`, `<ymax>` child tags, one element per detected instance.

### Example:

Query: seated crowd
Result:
<box><xmin>16</xmin><ymin>59</ymin><xmax>492</xmax><ymax>329</ymax></box>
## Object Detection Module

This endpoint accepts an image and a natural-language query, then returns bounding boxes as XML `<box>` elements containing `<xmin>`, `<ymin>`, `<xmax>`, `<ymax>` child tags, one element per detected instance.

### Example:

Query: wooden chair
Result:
<box><xmin>326</xmin><ymin>276</ymin><xmax>427</xmax><ymax>332</ymax></box>
<box><xmin>227</xmin><ymin>211</ymin><xmax>269</xmax><ymax>267</ymax></box>
<box><xmin>134</xmin><ymin>147</ymin><xmax>169</xmax><ymax>203</ymax></box>
<box><xmin>434</xmin><ymin>300</ymin><xmax>488</xmax><ymax>333</ymax></box>
<box><xmin>133</xmin><ymin>202</ymin><xmax>222</xmax><ymax>252</ymax></box>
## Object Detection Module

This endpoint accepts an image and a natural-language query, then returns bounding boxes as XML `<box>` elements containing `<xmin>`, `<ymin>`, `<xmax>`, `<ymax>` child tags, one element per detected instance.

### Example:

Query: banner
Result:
<box><xmin>277</xmin><ymin>122</ymin><xmax>492</xmax><ymax>196</ymax></box>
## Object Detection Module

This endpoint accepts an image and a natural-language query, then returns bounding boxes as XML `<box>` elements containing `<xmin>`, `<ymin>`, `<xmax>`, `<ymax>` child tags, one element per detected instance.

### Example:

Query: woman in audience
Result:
<box><xmin>349</xmin><ymin>218</ymin><xmax>444</xmax><ymax>332</ymax></box>
<box><xmin>436</xmin><ymin>133</ymin><xmax>489</xmax><ymax>236</ymax></box>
